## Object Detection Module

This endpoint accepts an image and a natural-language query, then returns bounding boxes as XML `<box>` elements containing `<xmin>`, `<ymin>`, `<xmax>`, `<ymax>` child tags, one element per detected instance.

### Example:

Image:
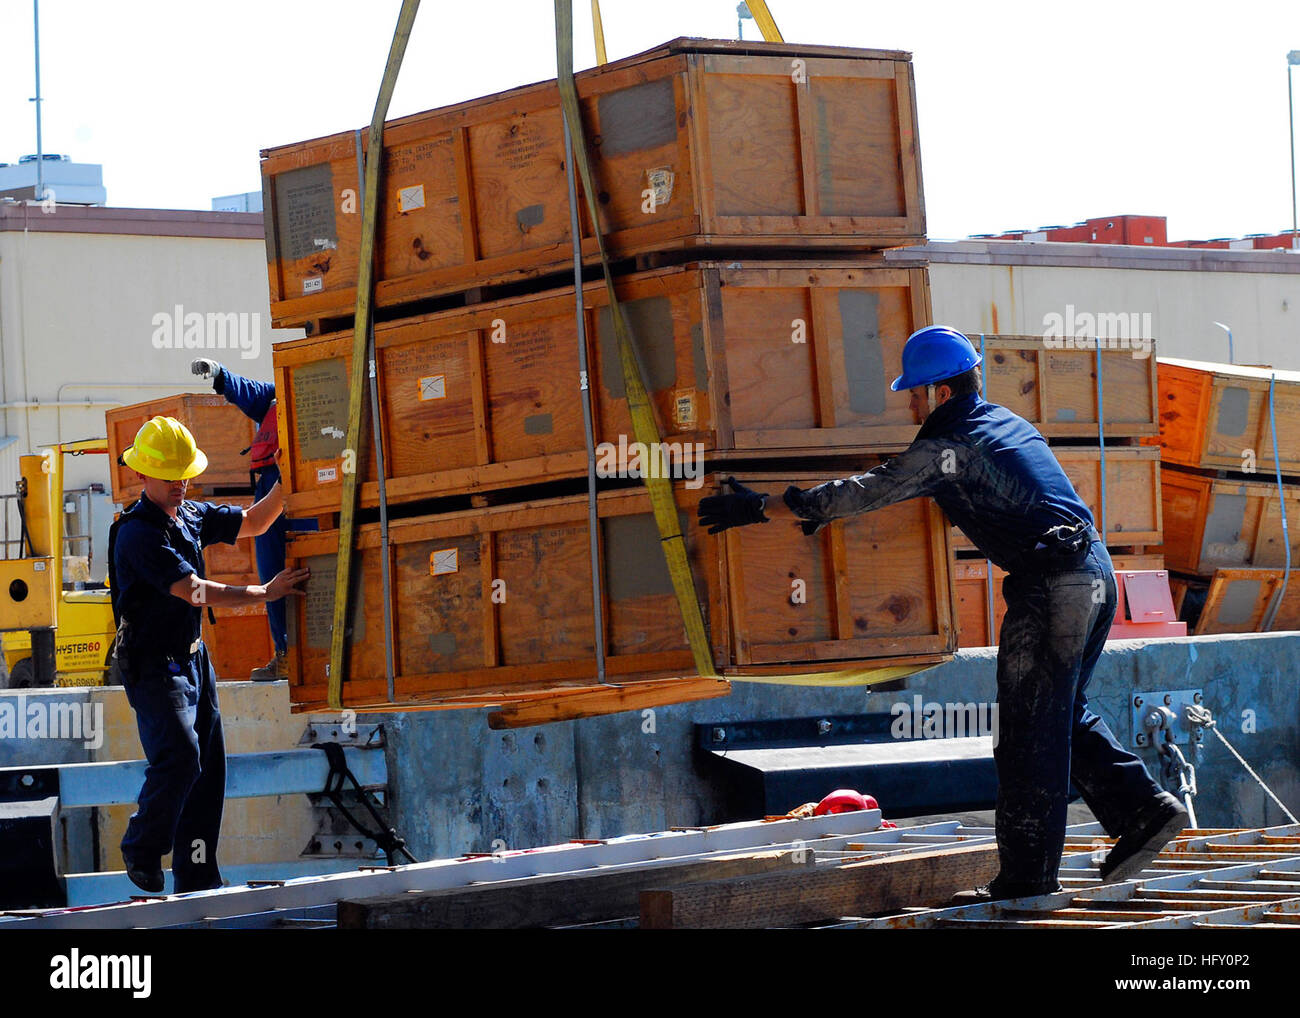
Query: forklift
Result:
<box><xmin>0</xmin><ymin>439</ymin><xmax>117</xmax><ymax>688</ymax></box>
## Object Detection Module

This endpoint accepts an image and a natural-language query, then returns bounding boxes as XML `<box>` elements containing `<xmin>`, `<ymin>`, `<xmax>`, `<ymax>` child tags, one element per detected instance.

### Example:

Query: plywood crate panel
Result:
<box><xmin>203</xmin><ymin>603</ymin><xmax>273</xmax><ymax>681</ymax></box>
<box><xmin>273</xmin><ymin>261</ymin><xmax>931</xmax><ymax>515</ymax></box>
<box><xmin>1153</xmin><ymin>358</ymin><xmax>1300</xmax><ymax>476</ymax></box>
<box><xmin>283</xmin><ymin>470</ymin><xmax>956</xmax><ymax>710</ymax></box>
<box><xmin>1190</xmin><ymin>568</ymin><xmax>1300</xmax><ymax>635</ymax></box>
<box><xmin>980</xmin><ymin>335</ymin><xmax>1157</xmax><ymax>438</ymax></box>
<box><xmin>952</xmin><ymin>445</ymin><xmax>1162</xmax><ymax>551</ymax></box>
<box><xmin>1160</xmin><ymin>467</ymin><xmax>1300</xmax><ymax>577</ymax></box>
<box><xmin>954</xmin><ymin>553</ymin><xmax>1164</xmax><ymax>647</ymax></box>
<box><xmin>106</xmin><ymin>394</ymin><xmax>255</xmax><ymax>505</ymax></box>
<box><xmin>261</xmin><ymin>38</ymin><xmax>925</xmax><ymax>327</ymax></box>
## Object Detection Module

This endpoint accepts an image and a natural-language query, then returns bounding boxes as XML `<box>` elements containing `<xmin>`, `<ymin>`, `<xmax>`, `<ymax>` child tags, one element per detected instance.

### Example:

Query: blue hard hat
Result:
<box><xmin>890</xmin><ymin>326</ymin><xmax>983</xmax><ymax>391</ymax></box>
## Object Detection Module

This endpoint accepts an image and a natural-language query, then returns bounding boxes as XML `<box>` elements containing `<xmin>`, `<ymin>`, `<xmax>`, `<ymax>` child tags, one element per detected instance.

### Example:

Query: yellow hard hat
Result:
<box><xmin>122</xmin><ymin>416</ymin><xmax>208</xmax><ymax>481</ymax></box>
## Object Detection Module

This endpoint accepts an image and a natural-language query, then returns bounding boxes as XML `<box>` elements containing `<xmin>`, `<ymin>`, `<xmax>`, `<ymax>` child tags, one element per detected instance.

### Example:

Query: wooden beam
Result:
<box><xmin>336</xmin><ymin>848</ymin><xmax>809</xmax><ymax>929</ymax></box>
<box><xmin>487</xmin><ymin>677</ymin><xmax>731</xmax><ymax>729</ymax></box>
<box><xmin>639</xmin><ymin>842</ymin><xmax>1000</xmax><ymax>928</ymax></box>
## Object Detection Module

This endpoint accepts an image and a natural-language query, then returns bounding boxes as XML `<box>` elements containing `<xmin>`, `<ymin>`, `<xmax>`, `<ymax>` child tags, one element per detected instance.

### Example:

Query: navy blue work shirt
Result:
<box><xmin>112</xmin><ymin>494</ymin><xmax>244</xmax><ymax>667</ymax></box>
<box><xmin>798</xmin><ymin>393</ymin><xmax>1097</xmax><ymax>575</ymax></box>
<box><xmin>214</xmin><ymin>365</ymin><xmax>278</xmax><ymax>492</ymax></box>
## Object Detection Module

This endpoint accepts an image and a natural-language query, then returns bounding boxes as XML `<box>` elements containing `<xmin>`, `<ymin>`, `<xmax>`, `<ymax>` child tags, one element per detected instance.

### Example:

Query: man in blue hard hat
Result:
<box><xmin>698</xmin><ymin>325</ymin><xmax>1187</xmax><ymax>901</ymax></box>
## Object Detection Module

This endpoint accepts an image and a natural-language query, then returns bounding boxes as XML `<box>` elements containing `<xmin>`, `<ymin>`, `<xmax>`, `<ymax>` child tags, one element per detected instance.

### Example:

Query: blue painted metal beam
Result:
<box><xmin>0</xmin><ymin>747</ymin><xmax>386</xmax><ymax>808</ymax></box>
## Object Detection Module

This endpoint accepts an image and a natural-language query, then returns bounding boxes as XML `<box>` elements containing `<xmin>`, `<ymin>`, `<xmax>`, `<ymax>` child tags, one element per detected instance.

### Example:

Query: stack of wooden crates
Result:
<box><xmin>105</xmin><ymin>394</ymin><xmax>272</xmax><ymax>679</ymax></box>
<box><xmin>951</xmin><ymin>336</ymin><xmax>1167</xmax><ymax>646</ymax></box>
<box><xmin>1152</xmin><ymin>358</ymin><xmax>1300</xmax><ymax>634</ymax></box>
<box><xmin>262</xmin><ymin>38</ymin><xmax>961</xmax><ymax>712</ymax></box>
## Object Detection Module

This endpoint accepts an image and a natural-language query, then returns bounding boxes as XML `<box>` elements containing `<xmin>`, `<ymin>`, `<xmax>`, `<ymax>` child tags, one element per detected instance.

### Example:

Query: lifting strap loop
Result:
<box><xmin>554</xmin><ymin>0</ymin><xmax>716</xmax><ymax>678</ymax></box>
<box><xmin>314</xmin><ymin>741</ymin><xmax>417</xmax><ymax>867</ymax></box>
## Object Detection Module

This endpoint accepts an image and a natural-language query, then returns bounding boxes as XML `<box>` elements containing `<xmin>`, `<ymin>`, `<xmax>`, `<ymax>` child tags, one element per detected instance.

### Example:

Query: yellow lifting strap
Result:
<box><xmin>745</xmin><ymin>0</ymin><xmax>785</xmax><ymax>42</ymax></box>
<box><xmin>328</xmin><ymin>0</ymin><xmax>422</xmax><ymax>709</ymax></box>
<box><xmin>590</xmin><ymin>0</ymin><xmax>608</xmax><ymax>64</ymax></box>
<box><xmin>554</xmin><ymin>0</ymin><xmax>717</xmax><ymax>678</ymax></box>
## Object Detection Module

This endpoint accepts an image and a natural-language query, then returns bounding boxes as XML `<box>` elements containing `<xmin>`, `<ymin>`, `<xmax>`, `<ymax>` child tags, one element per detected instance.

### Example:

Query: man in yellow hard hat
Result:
<box><xmin>108</xmin><ymin>416</ymin><xmax>309</xmax><ymax>893</ymax></box>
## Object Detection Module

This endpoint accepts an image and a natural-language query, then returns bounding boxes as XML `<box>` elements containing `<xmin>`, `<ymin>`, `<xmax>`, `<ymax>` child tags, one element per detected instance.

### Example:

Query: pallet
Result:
<box><xmin>282</xmin><ymin>469</ymin><xmax>957</xmax><ymax>711</ymax></box>
<box><xmin>1159</xmin><ymin>466</ymin><xmax>1300</xmax><ymax>577</ymax></box>
<box><xmin>1154</xmin><ymin>358</ymin><xmax>1300</xmax><ymax>477</ymax></box>
<box><xmin>950</xmin><ymin>445</ymin><xmax>1163</xmax><ymax>552</ymax></box>
<box><xmin>272</xmin><ymin>259</ymin><xmax>932</xmax><ymax>516</ymax></box>
<box><xmin>106</xmin><ymin>394</ymin><xmax>255</xmax><ymax>505</ymax></box>
<box><xmin>980</xmin><ymin>334</ymin><xmax>1157</xmax><ymax>439</ymax></box>
<box><xmin>261</xmin><ymin>38</ymin><xmax>925</xmax><ymax>327</ymax></box>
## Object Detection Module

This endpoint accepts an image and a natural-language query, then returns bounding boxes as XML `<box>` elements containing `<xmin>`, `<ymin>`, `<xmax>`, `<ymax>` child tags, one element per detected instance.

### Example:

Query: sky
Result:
<box><xmin>1</xmin><ymin>0</ymin><xmax>1298</xmax><ymax>242</ymax></box>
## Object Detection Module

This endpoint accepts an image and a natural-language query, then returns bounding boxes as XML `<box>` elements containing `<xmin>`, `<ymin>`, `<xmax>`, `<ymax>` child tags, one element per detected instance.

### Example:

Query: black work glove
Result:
<box><xmin>697</xmin><ymin>478</ymin><xmax>770</xmax><ymax>534</ymax></box>
<box><xmin>191</xmin><ymin>357</ymin><xmax>223</xmax><ymax>380</ymax></box>
<box><xmin>783</xmin><ymin>485</ymin><xmax>826</xmax><ymax>536</ymax></box>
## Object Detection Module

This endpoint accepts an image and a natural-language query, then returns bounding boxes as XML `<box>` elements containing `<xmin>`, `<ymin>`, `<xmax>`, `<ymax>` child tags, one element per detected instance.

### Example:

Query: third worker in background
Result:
<box><xmin>191</xmin><ymin>357</ymin><xmax>315</xmax><ymax>681</ymax></box>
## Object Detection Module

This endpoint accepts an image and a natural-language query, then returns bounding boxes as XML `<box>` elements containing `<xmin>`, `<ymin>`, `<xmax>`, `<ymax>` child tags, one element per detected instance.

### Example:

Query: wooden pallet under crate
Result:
<box><xmin>106</xmin><ymin>393</ymin><xmax>254</xmax><ymax>505</ymax></box>
<box><xmin>951</xmin><ymin>445</ymin><xmax>1162</xmax><ymax>552</ymax></box>
<box><xmin>283</xmin><ymin>471</ymin><xmax>957</xmax><ymax>711</ymax></box>
<box><xmin>1160</xmin><ymin>466</ymin><xmax>1300</xmax><ymax>577</ymax></box>
<box><xmin>273</xmin><ymin>260</ymin><xmax>932</xmax><ymax>516</ymax></box>
<box><xmin>261</xmin><ymin>38</ymin><xmax>925</xmax><ymax>327</ymax></box>
<box><xmin>1153</xmin><ymin>358</ymin><xmax>1300</xmax><ymax>477</ymax></box>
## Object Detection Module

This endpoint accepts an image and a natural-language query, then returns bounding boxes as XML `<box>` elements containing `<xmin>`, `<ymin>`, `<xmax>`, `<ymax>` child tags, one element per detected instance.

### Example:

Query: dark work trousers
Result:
<box><xmin>255</xmin><ymin>511</ymin><xmax>288</xmax><ymax>654</ymax></box>
<box><xmin>993</xmin><ymin>540</ymin><xmax>1165</xmax><ymax>890</ymax></box>
<box><xmin>120</xmin><ymin>643</ymin><xmax>226</xmax><ymax>892</ymax></box>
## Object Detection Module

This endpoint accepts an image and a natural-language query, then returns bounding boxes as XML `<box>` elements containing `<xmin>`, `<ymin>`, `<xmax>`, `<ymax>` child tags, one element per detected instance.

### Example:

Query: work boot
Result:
<box><xmin>1099</xmin><ymin>791</ymin><xmax>1188</xmax><ymax>884</ymax></box>
<box><xmin>949</xmin><ymin>878</ymin><xmax>1064</xmax><ymax>906</ymax></box>
<box><xmin>249</xmin><ymin>650</ymin><xmax>287</xmax><ymax>682</ymax></box>
<box><xmin>124</xmin><ymin>858</ymin><xmax>165</xmax><ymax>894</ymax></box>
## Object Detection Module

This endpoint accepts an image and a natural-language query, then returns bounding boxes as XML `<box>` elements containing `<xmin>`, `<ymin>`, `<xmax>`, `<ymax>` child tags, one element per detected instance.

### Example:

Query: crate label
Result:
<box><xmin>430</xmin><ymin>548</ymin><xmax>459</xmax><ymax>576</ymax></box>
<box><xmin>673</xmin><ymin>389</ymin><xmax>697</xmax><ymax>429</ymax></box>
<box><xmin>316</xmin><ymin>466</ymin><xmax>338</xmax><ymax>484</ymax></box>
<box><xmin>398</xmin><ymin>184</ymin><xmax>426</xmax><ymax>213</ymax></box>
<box><xmin>646</xmin><ymin>166</ymin><xmax>675</xmax><ymax>209</ymax></box>
<box><xmin>418</xmin><ymin>374</ymin><xmax>447</xmax><ymax>401</ymax></box>
<box><xmin>302</xmin><ymin>276</ymin><xmax>323</xmax><ymax>294</ymax></box>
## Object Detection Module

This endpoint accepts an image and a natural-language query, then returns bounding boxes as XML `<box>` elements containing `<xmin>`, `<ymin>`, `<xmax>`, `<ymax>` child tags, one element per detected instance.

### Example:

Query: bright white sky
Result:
<box><xmin>1</xmin><ymin>0</ymin><xmax>1298</xmax><ymax>242</ymax></box>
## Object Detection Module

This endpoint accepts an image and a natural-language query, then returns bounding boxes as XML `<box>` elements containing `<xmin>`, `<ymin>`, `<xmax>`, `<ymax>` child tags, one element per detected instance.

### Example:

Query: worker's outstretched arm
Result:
<box><xmin>193</xmin><ymin>359</ymin><xmax>275</xmax><ymax>422</ymax></box>
<box><xmin>698</xmin><ymin>438</ymin><xmax>956</xmax><ymax>536</ymax></box>
<box><xmin>168</xmin><ymin>566</ymin><xmax>310</xmax><ymax>608</ymax></box>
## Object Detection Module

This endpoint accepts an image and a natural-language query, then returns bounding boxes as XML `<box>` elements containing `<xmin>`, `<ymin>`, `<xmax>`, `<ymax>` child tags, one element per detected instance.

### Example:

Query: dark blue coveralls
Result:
<box><xmin>111</xmin><ymin>494</ymin><xmax>244</xmax><ymax>892</ymax></box>
<box><xmin>797</xmin><ymin>392</ymin><xmax>1167</xmax><ymax>893</ymax></box>
<box><xmin>211</xmin><ymin>367</ymin><xmax>301</xmax><ymax>654</ymax></box>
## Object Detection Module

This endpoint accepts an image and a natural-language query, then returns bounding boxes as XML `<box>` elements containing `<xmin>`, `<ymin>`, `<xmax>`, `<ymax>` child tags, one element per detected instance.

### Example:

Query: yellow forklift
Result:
<box><xmin>0</xmin><ymin>439</ymin><xmax>117</xmax><ymax>688</ymax></box>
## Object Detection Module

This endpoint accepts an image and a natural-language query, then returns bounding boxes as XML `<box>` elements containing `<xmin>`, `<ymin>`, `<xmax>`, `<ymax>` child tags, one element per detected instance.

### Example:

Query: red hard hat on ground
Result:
<box><xmin>814</xmin><ymin>789</ymin><xmax>880</xmax><ymax>815</ymax></box>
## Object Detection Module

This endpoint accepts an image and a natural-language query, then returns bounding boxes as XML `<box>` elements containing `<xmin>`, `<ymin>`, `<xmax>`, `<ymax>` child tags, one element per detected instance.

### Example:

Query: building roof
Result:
<box><xmin>0</xmin><ymin>201</ymin><xmax>264</xmax><ymax>241</ymax></box>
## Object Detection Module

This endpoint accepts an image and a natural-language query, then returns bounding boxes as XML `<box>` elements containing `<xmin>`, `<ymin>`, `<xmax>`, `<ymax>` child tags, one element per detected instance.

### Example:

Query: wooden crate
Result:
<box><xmin>1190</xmin><ymin>568</ymin><xmax>1300</xmax><ymax>635</ymax></box>
<box><xmin>954</xmin><ymin>553</ymin><xmax>1165</xmax><ymax>648</ymax></box>
<box><xmin>202</xmin><ymin>495</ymin><xmax>258</xmax><ymax>577</ymax></box>
<box><xmin>283</xmin><ymin>470</ymin><xmax>956</xmax><ymax>711</ymax></box>
<box><xmin>979</xmin><ymin>335</ymin><xmax>1157</xmax><ymax>438</ymax></box>
<box><xmin>1160</xmin><ymin>467</ymin><xmax>1300</xmax><ymax>577</ymax></box>
<box><xmin>952</xmin><ymin>445</ymin><xmax>1162</xmax><ymax>552</ymax></box>
<box><xmin>203</xmin><ymin>603</ymin><xmax>274</xmax><ymax>681</ymax></box>
<box><xmin>273</xmin><ymin>260</ymin><xmax>932</xmax><ymax>515</ymax></box>
<box><xmin>1152</xmin><ymin>358</ymin><xmax>1300</xmax><ymax>476</ymax></box>
<box><xmin>261</xmin><ymin>38</ymin><xmax>925</xmax><ymax>327</ymax></box>
<box><xmin>106</xmin><ymin>394</ymin><xmax>255</xmax><ymax>505</ymax></box>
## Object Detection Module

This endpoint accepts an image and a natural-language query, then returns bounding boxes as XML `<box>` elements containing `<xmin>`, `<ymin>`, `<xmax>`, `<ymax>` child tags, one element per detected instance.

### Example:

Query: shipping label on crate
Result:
<box><xmin>398</xmin><ymin>184</ymin><xmax>426</xmax><ymax>213</ymax></box>
<box><xmin>418</xmin><ymin>374</ymin><xmax>447</xmax><ymax>401</ymax></box>
<box><xmin>429</xmin><ymin>548</ymin><xmax>459</xmax><ymax>576</ymax></box>
<box><xmin>673</xmin><ymin>389</ymin><xmax>697</xmax><ymax>430</ymax></box>
<box><xmin>646</xmin><ymin>166</ymin><xmax>675</xmax><ymax>210</ymax></box>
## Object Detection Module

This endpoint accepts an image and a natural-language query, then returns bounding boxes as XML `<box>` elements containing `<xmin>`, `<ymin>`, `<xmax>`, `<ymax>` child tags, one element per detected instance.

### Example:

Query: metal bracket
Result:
<box><xmin>298</xmin><ymin>721</ymin><xmax>384</xmax><ymax>749</ymax></box>
<box><xmin>1131</xmin><ymin>689</ymin><xmax>1203</xmax><ymax>748</ymax></box>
